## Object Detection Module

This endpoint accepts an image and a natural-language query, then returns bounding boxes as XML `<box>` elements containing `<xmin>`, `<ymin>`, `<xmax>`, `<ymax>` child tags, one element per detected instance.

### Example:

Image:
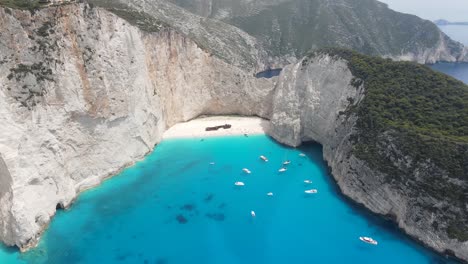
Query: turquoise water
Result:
<box><xmin>0</xmin><ymin>135</ymin><xmax>456</xmax><ymax>263</ymax></box>
<box><xmin>429</xmin><ymin>63</ymin><xmax>468</xmax><ymax>84</ymax></box>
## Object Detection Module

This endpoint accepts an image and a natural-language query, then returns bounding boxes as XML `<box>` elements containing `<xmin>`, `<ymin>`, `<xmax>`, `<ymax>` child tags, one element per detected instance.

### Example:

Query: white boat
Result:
<box><xmin>267</xmin><ymin>192</ymin><xmax>274</xmax><ymax>196</ymax></box>
<box><xmin>359</xmin><ymin>236</ymin><xmax>378</xmax><ymax>245</ymax></box>
<box><xmin>304</xmin><ymin>189</ymin><xmax>318</xmax><ymax>194</ymax></box>
<box><xmin>304</xmin><ymin>180</ymin><xmax>312</xmax><ymax>184</ymax></box>
<box><xmin>278</xmin><ymin>168</ymin><xmax>287</xmax><ymax>172</ymax></box>
<box><xmin>259</xmin><ymin>155</ymin><xmax>268</xmax><ymax>162</ymax></box>
<box><xmin>242</xmin><ymin>168</ymin><xmax>251</xmax><ymax>174</ymax></box>
<box><xmin>283</xmin><ymin>160</ymin><xmax>291</xmax><ymax>165</ymax></box>
<box><xmin>209</xmin><ymin>162</ymin><xmax>215</xmax><ymax>165</ymax></box>
<box><xmin>234</xmin><ymin>181</ymin><xmax>245</xmax><ymax>186</ymax></box>
<box><xmin>251</xmin><ymin>210</ymin><xmax>256</xmax><ymax>217</ymax></box>
<box><xmin>299</xmin><ymin>153</ymin><xmax>306</xmax><ymax>157</ymax></box>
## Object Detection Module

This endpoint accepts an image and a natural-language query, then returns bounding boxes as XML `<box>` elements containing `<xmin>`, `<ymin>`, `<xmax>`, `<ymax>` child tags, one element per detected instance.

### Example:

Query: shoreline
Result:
<box><xmin>8</xmin><ymin>115</ymin><xmax>268</xmax><ymax>254</ymax></box>
<box><xmin>3</xmin><ymin>117</ymin><xmax>463</xmax><ymax>263</ymax></box>
<box><xmin>162</xmin><ymin>116</ymin><xmax>270</xmax><ymax>139</ymax></box>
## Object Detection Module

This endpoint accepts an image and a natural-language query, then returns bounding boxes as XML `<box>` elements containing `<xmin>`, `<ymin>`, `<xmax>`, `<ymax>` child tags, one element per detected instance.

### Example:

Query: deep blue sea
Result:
<box><xmin>0</xmin><ymin>135</ymin><xmax>456</xmax><ymax>263</ymax></box>
<box><xmin>430</xmin><ymin>63</ymin><xmax>468</xmax><ymax>84</ymax></box>
<box><xmin>430</xmin><ymin>25</ymin><xmax>468</xmax><ymax>84</ymax></box>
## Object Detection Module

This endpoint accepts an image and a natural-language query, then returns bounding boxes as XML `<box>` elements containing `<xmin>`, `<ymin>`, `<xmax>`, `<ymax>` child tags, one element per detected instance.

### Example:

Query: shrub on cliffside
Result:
<box><xmin>309</xmin><ymin>48</ymin><xmax>468</xmax><ymax>242</ymax></box>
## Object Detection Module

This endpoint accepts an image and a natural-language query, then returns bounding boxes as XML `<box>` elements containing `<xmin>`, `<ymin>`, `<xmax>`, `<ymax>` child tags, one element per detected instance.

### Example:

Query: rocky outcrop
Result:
<box><xmin>390</xmin><ymin>31</ymin><xmax>468</xmax><ymax>63</ymax></box>
<box><xmin>0</xmin><ymin>1</ymin><xmax>466</xmax><ymax>262</ymax></box>
<box><xmin>167</xmin><ymin>0</ymin><xmax>468</xmax><ymax>64</ymax></box>
<box><xmin>0</xmin><ymin>4</ymin><xmax>274</xmax><ymax>250</ymax></box>
<box><xmin>269</xmin><ymin>54</ymin><xmax>468</xmax><ymax>261</ymax></box>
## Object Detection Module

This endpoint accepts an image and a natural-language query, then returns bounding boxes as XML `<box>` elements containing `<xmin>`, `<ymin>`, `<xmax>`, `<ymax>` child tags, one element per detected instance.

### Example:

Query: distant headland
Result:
<box><xmin>434</xmin><ymin>19</ymin><xmax>468</xmax><ymax>26</ymax></box>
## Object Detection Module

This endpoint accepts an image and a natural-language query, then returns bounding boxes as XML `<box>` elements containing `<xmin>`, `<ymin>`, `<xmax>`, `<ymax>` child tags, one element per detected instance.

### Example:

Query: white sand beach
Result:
<box><xmin>162</xmin><ymin>116</ymin><xmax>270</xmax><ymax>139</ymax></box>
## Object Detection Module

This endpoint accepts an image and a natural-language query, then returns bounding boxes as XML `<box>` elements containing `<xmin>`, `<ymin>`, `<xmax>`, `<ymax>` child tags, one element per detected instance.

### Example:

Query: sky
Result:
<box><xmin>377</xmin><ymin>0</ymin><xmax>468</xmax><ymax>21</ymax></box>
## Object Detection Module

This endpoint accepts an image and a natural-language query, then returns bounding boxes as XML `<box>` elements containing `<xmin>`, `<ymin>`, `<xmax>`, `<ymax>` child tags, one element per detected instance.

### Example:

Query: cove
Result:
<box><xmin>0</xmin><ymin>135</ymin><xmax>456</xmax><ymax>263</ymax></box>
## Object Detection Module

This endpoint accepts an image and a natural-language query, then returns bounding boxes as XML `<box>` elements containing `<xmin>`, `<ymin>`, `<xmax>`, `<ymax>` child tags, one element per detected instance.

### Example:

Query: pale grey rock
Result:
<box><xmin>388</xmin><ymin>31</ymin><xmax>468</xmax><ymax>63</ymax></box>
<box><xmin>0</xmin><ymin>4</ymin><xmax>274</xmax><ymax>250</ymax></box>
<box><xmin>167</xmin><ymin>0</ymin><xmax>468</xmax><ymax>64</ymax></box>
<box><xmin>0</xmin><ymin>2</ymin><xmax>466</xmax><ymax>262</ymax></box>
<box><xmin>269</xmin><ymin>54</ymin><xmax>468</xmax><ymax>261</ymax></box>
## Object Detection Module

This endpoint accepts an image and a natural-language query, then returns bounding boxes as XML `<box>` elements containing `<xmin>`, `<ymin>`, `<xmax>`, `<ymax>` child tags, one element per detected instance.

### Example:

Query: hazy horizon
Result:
<box><xmin>378</xmin><ymin>0</ymin><xmax>468</xmax><ymax>22</ymax></box>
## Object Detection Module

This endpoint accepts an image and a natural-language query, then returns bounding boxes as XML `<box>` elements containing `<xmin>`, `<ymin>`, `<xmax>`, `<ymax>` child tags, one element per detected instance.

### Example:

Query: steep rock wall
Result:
<box><xmin>0</xmin><ymin>4</ymin><xmax>274</xmax><ymax>250</ymax></box>
<box><xmin>390</xmin><ymin>31</ymin><xmax>468</xmax><ymax>64</ymax></box>
<box><xmin>0</xmin><ymin>2</ymin><xmax>466</xmax><ymax>262</ymax></box>
<box><xmin>269</xmin><ymin>55</ymin><xmax>468</xmax><ymax>261</ymax></box>
<box><xmin>167</xmin><ymin>0</ymin><xmax>468</xmax><ymax>64</ymax></box>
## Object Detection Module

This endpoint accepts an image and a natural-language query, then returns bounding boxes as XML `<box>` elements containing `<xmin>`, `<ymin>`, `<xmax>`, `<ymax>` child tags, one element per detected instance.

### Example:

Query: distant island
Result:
<box><xmin>434</xmin><ymin>19</ymin><xmax>468</xmax><ymax>26</ymax></box>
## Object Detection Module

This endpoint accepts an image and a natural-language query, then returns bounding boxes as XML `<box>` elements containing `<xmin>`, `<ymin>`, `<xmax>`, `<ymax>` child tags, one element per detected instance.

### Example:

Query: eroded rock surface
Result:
<box><xmin>0</xmin><ymin>4</ymin><xmax>274</xmax><ymax>250</ymax></box>
<box><xmin>0</xmin><ymin>2</ymin><xmax>466</xmax><ymax>262</ymax></box>
<box><xmin>269</xmin><ymin>54</ymin><xmax>468</xmax><ymax>261</ymax></box>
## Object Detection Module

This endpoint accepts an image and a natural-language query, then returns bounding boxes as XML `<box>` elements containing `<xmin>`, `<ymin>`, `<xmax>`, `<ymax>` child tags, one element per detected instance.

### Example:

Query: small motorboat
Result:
<box><xmin>209</xmin><ymin>162</ymin><xmax>215</xmax><ymax>165</ymax></box>
<box><xmin>299</xmin><ymin>153</ymin><xmax>306</xmax><ymax>157</ymax></box>
<box><xmin>304</xmin><ymin>180</ymin><xmax>312</xmax><ymax>184</ymax></box>
<box><xmin>304</xmin><ymin>189</ymin><xmax>318</xmax><ymax>194</ymax></box>
<box><xmin>267</xmin><ymin>192</ymin><xmax>274</xmax><ymax>196</ymax></box>
<box><xmin>234</xmin><ymin>181</ymin><xmax>245</xmax><ymax>186</ymax></box>
<box><xmin>242</xmin><ymin>168</ymin><xmax>251</xmax><ymax>174</ymax></box>
<box><xmin>251</xmin><ymin>210</ymin><xmax>256</xmax><ymax>217</ymax></box>
<box><xmin>278</xmin><ymin>168</ymin><xmax>287</xmax><ymax>173</ymax></box>
<box><xmin>359</xmin><ymin>236</ymin><xmax>378</xmax><ymax>245</ymax></box>
<box><xmin>283</xmin><ymin>160</ymin><xmax>291</xmax><ymax>165</ymax></box>
<box><xmin>260</xmin><ymin>155</ymin><xmax>268</xmax><ymax>162</ymax></box>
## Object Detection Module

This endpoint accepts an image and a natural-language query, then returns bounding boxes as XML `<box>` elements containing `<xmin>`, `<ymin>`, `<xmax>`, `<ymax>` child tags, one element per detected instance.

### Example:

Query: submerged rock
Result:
<box><xmin>269</xmin><ymin>49</ymin><xmax>468</xmax><ymax>260</ymax></box>
<box><xmin>175</xmin><ymin>214</ymin><xmax>188</xmax><ymax>224</ymax></box>
<box><xmin>0</xmin><ymin>1</ymin><xmax>466</xmax><ymax>262</ymax></box>
<box><xmin>0</xmin><ymin>2</ymin><xmax>273</xmax><ymax>251</ymax></box>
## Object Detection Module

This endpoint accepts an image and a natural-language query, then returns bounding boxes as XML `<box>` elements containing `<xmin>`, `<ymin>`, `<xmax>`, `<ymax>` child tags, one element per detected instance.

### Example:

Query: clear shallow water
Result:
<box><xmin>0</xmin><ymin>135</ymin><xmax>456</xmax><ymax>263</ymax></box>
<box><xmin>429</xmin><ymin>63</ymin><xmax>468</xmax><ymax>84</ymax></box>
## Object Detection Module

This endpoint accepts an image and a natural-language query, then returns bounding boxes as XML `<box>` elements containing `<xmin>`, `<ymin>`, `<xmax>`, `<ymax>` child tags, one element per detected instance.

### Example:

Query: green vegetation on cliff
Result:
<box><xmin>0</xmin><ymin>0</ymin><xmax>41</xmax><ymax>10</ymax></box>
<box><xmin>0</xmin><ymin>0</ymin><xmax>72</xmax><ymax>11</ymax></box>
<box><xmin>169</xmin><ymin>0</ymin><xmax>466</xmax><ymax>61</ymax></box>
<box><xmin>311</xmin><ymin>48</ymin><xmax>468</xmax><ymax>241</ymax></box>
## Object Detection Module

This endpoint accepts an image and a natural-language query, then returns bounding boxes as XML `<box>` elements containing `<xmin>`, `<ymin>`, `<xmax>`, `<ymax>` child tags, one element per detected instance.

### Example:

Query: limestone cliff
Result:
<box><xmin>0</xmin><ymin>3</ymin><xmax>274</xmax><ymax>250</ymax></box>
<box><xmin>269</xmin><ymin>52</ymin><xmax>468</xmax><ymax>261</ymax></box>
<box><xmin>167</xmin><ymin>0</ymin><xmax>468</xmax><ymax>64</ymax></box>
<box><xmin>0</xmin><ymin>1</ymin><xmax>467</xmax><ymax>263</ymax></box>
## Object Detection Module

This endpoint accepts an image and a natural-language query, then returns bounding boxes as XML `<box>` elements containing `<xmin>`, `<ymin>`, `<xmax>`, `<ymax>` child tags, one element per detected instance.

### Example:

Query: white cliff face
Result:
<box><xmin>0</xmin><ymin>4</ymin><xmax>273</xmax><ymax>250</ymax></box>
<box><xmin>0</xmin><ymin>3</ymin><xmax>466</xmax><ymax>262</ymax></box>
<box><xmin>269</xmin><ymin>55</ymin><xmax>363</xmax><ymax>147</ymax></box>
<box><xmin>269</xmin><ymin>54</ymin><xmax>468</xmax><ymax>261</ymax></box>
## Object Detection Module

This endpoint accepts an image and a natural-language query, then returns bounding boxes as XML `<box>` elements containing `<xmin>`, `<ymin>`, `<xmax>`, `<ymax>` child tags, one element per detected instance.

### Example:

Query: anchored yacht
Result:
<box><xmin>234</xmin><ymin>181</ymin><xmax>245</xmax><ymax>186</ymax></box>
<box><xmin>278</xmin><ymin>168</ymin><xmax>287</xmax><ymax>172</ymax></box>
<box><xmin>359</xmin><ymin>237</ymin><xmax>378</xmax><ymax>245</ymax></box>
